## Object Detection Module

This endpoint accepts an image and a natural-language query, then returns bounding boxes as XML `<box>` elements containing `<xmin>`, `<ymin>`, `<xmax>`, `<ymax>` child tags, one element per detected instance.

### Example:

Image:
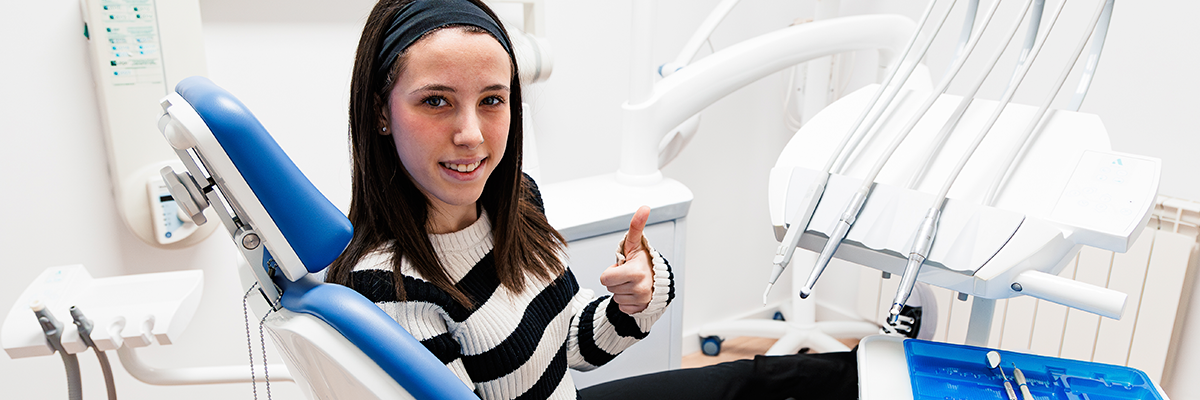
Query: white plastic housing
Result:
<box><xmin>79</xmin><ymin>0</ymin><xmax>216</xmax><ymax>248</ymax></box>
<box><xmin>3</xmin><ymin>265</ymin><xmax>203</xmax><ymax>359</ymax></box>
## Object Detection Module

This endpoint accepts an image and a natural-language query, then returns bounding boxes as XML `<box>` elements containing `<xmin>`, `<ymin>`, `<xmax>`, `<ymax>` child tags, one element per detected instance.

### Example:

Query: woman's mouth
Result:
<box><xmin>441</xmin><ymin>159</ymin><xmax>482</xmax><ymax>173</ymax></box>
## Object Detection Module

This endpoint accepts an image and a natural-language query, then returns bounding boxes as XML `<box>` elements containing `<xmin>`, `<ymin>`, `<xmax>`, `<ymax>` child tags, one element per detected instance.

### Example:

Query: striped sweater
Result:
<box><xmin>349</xmin><ymin>211</ymin><xmax>675</xmax><ymax>400</ymax></box>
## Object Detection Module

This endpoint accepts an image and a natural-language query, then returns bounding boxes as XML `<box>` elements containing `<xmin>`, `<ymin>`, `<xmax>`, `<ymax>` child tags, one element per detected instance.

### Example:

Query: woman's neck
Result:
<box><xmin>427</xmin><ymin>203</ymin><xmax>480</xmax><ymax>234</ymax></box>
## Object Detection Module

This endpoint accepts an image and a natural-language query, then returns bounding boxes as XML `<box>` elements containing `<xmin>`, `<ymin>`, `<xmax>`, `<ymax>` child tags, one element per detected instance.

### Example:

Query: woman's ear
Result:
<box><xmin>376</xmin><ymin>92</ymin><xmax>391</xmax><ymax>136</ymax></box>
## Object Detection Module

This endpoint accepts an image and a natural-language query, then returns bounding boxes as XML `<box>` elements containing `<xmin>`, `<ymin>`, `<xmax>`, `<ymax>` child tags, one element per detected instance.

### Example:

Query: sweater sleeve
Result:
<box><xmin>565</xmin><ymin>241</ymin><xmax>675</xmax><ymax>371</ymax></box>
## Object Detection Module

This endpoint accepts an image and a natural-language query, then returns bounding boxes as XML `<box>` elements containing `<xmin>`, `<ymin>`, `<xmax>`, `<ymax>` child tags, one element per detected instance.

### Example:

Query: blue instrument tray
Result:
<box><xmin>905</xmin><ymin>339</ymin><xmax>1163</xmax><ymax>400</ymax></box>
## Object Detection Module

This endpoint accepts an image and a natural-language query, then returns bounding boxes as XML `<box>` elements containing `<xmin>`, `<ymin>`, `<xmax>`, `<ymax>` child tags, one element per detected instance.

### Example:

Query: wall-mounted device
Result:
<box><xmin>79</xmin><ymin>0</ymin><xmax>216</xmax><ymax>248</ymax></box>
<box><xmin>146</xmin><ymin>175</ymin><xmax>200</xmax><ymax>245</ymax></box>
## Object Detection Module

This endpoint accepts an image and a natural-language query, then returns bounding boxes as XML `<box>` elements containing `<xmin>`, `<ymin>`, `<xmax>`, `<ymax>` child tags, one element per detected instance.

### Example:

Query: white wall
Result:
<box><xmin>3</xmin><ymin>0</ymin><xmax>1200</xmax><ymax>399</ymax></box>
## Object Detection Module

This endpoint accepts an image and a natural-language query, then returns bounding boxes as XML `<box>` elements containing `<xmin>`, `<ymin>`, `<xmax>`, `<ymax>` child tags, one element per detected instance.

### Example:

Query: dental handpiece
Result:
<box><xmin>33</xmin><ymin>300</ymin><xmax>83</xmax><ymax>400</ymax></box>
<box><xmin>1013</xmin><ymin>363</ymin><xmax>1034</xmax><ymax>400</ymax></box>
<box><xmin>764</xmin><ymin>174</ymin><xmax>829</xmax><ymax>304</ymax></box>
<box><xmin>72</xmin><ymin>306</ymin><xmax>119</xmax><ymax>400</ymax></box>
<box><xmin>799</xmin><ymin>188</ymin><xmax>869</xmax><ymax>299</ymax></box>
<box><xmin>887</xmin><ymin>208</ymin><xmax>940</xmax><ymax>325</ymax></box>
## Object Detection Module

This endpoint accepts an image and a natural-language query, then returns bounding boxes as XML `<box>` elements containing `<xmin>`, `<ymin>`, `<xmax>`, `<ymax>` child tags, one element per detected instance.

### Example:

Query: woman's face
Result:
<box><xmin>386</xmin><ymin>28</ymin><xmax>511</xmax><ymax>233</ymax></box>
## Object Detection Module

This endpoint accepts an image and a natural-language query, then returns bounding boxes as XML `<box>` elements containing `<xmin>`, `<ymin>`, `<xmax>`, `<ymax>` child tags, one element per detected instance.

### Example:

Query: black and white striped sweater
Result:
<box><xmin>350</xmin><ymin>212</ymin><xmax>675</xmax><ymax>400</ymax></box>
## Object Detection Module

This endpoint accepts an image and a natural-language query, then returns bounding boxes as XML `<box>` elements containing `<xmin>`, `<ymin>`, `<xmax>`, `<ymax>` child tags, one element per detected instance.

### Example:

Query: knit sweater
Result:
<box><xmin>349</xmin><ymin>212</ymin><xmax>675</xmax><ymax>400</ymax></box>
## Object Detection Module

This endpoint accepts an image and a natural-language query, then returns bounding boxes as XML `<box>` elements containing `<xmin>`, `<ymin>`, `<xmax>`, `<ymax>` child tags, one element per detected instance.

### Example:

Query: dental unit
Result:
<box><xmin>885</xmin><ymin>0</ymin><xmax>1112</xmax><ymax>328</ymax></box>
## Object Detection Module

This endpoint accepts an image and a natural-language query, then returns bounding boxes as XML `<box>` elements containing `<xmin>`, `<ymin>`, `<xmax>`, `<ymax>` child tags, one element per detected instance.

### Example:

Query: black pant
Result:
<box><xmin>577</xmin><ymin>349</ymin><xmax>858</xmax><ymax>400</ymax></box>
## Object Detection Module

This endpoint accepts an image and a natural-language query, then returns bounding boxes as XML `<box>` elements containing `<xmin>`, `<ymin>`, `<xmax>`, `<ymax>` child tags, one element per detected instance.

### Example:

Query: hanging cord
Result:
<box><xmin>243</xmin><ymin>282</ymin><xmax>263</xmax><ymax>400</ymax></box>
<box><xmin>258</xmin><ymin>307</ymin><xmax>278</xmax><ymax>400</ymax></box>
<box><xmin>70</xmin><ymin>306</ymin><xmax>117</xmax><ymax>400</ymax></box>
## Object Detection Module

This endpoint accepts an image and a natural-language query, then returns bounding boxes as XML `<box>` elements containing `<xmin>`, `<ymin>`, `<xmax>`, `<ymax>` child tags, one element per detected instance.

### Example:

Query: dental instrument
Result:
<box><xmin>798</xmin><ymin>0</ymin><xmax>1023</xmax><ymax>301</ymax></box>
<box><xmin>987</xmin><ymin>350</ymin><xmax>1019</xmax><ymax>400</ymax></box>
<box><xmin>70</xmin><ymin>306</ymin><xmax>118</xmax><ymax>400</ymax></box>
<box><xmin>887</xmin><ymin>0</ymin><xmax>1115</xmax><ymax>326</ymax></box>
<box><xmin>1013</xmin><ymin>363</ymin><xmax>1034</xmax><ymax>400</ymax></box>
<box><xmin>764</xmin><ymin>0</ymin><xmax>947</xmax><ymax>304</ymax></box>
<box><xmin>32</xmin><ymin>301</ymin><xmax>82</xmax><ymax>400</ymax></box>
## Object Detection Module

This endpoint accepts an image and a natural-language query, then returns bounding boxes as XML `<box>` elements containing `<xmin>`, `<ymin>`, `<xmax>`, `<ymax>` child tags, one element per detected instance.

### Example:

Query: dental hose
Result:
<box><xmin>799</xmin><ymin>0</ymin><xmax>1019</xmax><ymax>300</ymax></box>
<box><xmin>982</xmin><ymin>0</ymin><xmax>1114</xmax><ymax>207</ymax></box>
<box><xmin>32</xmin><ymin>301</ymin><xmax>83</xmax><ymax>400</ymax></box>
<box><xmin>888</xmin><ymin>0</ymin><xmax>1091</xmax><ymax>325</ymax></box>
<box><xmin>763</xmin><ymin>0</ymin><xmax>946</xmax><ymax>303</ymax></box>
<box><xmin>72</xmin><ymin>306</ymin><xmax>118</xmax><ymax>400</ymax></box>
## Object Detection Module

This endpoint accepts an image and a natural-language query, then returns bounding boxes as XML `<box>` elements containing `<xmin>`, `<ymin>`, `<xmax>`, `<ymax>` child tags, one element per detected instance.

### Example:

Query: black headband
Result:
<box><xmin>375</xmin><ymin>0</ymin><xmax>513</xmax><ymax>79</ymax></box>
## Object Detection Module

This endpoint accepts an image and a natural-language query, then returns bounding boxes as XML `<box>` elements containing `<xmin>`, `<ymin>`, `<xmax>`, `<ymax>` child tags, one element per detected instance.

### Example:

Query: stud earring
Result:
<box><xmin>382</xmin><ymin>126</ymin><xmax>388</xmax><ymax>132</ymax></box>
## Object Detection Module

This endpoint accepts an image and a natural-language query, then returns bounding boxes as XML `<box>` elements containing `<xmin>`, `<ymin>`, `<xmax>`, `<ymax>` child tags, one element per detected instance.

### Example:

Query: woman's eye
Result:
<box><xmin>481</xmin><ymin>96</ymin><xmax>505</xmax><ymax>106</ymax></box>
<box><xmin>423</xmin><ymin>96</ymin><xmax>448</xmax><ymax>107</ymax></box>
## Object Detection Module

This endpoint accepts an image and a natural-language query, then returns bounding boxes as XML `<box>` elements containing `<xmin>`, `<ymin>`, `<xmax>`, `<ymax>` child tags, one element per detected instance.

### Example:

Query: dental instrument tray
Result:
<box><xmin>905</xmin><ymin>339</ymin><xmax>1163</xmax><ymax>400</ymax></box>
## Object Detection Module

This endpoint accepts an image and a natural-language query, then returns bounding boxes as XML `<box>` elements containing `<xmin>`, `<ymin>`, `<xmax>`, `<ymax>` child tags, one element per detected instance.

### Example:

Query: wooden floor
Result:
<box><xmin>681</xmin><ymin>336</ymin><xmax>861</xmax><ymax>368</ymax></box>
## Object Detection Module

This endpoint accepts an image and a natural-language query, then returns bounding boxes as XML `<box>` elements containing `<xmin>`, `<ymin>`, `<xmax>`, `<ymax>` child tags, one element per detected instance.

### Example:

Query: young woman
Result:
<box><xmin>325</xmin><ymin>0</ymin><xmax>673</xmax><ymax>399</ymax></box>
<box><xmin>327</xmin><ymin>0</ymin><xmax>860</xmax><ymax>399</ymax></box>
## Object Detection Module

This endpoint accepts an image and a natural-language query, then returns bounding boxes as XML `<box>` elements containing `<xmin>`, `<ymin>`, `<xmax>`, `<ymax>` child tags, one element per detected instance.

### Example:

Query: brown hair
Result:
<box><xmin>326</xmin><ymin>0</ymin><xmax>566</xmax><ymax>308</ymax></box>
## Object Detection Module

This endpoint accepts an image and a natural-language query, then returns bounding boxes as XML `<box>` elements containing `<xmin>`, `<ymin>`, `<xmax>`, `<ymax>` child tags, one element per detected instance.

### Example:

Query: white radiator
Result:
<box><xmin>853</xmin><ymin>197</ymin><xmax>1199</xmax><ymax>384</ymax></box>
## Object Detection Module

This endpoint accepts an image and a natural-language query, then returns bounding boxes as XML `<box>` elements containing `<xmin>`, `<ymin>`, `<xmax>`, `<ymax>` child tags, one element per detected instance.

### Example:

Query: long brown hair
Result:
<box><xmin>326</xmin><ymin>0</ymin><xmax>566</xmax><ymax>308</ymax></box>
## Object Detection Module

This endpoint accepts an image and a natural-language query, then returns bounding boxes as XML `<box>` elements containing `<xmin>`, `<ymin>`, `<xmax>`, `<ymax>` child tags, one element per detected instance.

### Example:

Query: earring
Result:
<box><xmin>382</xmin><ymin>126</ymin><xmax>388</xmax><ymax>132</ymax></box>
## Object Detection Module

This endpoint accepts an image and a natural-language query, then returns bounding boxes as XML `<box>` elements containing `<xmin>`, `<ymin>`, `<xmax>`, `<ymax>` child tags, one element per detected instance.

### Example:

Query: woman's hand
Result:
<box><xmin>600</xmin><ymin>206</ymin><xmax>655</xmax><ymax>315</ymax></box>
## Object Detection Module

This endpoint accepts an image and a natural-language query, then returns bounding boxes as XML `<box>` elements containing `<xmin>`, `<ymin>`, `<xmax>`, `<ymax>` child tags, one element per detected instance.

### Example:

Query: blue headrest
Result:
<box><xmin>175</xmin><ymin>76</ymin><xmax>353</xmax><ymax>274</ymax></box>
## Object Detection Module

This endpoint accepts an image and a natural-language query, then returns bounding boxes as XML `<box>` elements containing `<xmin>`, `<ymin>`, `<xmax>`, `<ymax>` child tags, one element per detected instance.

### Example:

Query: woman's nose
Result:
<box><xmin>454</xmin><ymin>111</ymin><xmax>485</xmax><ymax>149</ymax></box>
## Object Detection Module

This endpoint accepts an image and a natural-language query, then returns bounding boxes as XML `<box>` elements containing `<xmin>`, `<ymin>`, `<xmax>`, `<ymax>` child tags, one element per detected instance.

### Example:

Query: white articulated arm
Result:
<box><xmin>618</xmin><ymin>14</ymin><xmax>915</xmax><ymax>185</ymax></box>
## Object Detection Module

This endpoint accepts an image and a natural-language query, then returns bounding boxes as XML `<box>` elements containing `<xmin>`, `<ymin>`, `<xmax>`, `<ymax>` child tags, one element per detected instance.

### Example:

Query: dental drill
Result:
<box><xmin>763</xmin><ymin>0</ymin><xmax>946</xmax><ymax>304</ymax></box>
<box><xmin>887</xmin><ymin>0</ymin><xmax>1109</xmax><ymax>326</ymax></box>
<box><xmin>32</xmin><ymin>301</ymin><xmax>82</xmax><ymax>400</ymax></box>
<box><xmin>798</xmin><ymin>0</ymin><xmax>1025</xmax><ymax>301</ymax></box>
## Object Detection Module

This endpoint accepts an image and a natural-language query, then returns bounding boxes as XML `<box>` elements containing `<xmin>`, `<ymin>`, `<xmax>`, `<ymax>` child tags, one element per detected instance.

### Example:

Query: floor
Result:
<box><xmin>681</xmin><ymin>336</ymin><xmax>861</xmax><ymax>368</ymax></box>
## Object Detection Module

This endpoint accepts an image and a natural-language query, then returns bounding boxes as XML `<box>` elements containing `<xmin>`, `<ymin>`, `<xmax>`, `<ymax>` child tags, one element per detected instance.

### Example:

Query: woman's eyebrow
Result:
<box><xmin>410</xmin><ymin>84</ymin><xmax>455</xmax><ymax>94</ymax></box>
<box><xmin>483</xmin><ymin>84</ymin><xmax>510</xmax><ymax>93</ymax></box>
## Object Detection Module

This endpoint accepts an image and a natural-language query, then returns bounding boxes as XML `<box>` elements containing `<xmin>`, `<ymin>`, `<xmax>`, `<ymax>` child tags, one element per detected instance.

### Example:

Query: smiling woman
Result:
<box><xmin>384</xmin><ymin>27</ymin><xmax>512</xmax><ymax>234</ymax></box>
<box><xmin>323</xmin><ymin>1</ymin><xmax>672</xmax><ymax>399</ymax></box>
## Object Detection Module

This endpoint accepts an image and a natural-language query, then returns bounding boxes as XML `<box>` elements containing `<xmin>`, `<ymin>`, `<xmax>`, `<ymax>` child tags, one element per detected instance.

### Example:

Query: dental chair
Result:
<box><xmin>156</xmin><ymin>76</ymin><xmax>476</xmax><ymax>400</ymax></box>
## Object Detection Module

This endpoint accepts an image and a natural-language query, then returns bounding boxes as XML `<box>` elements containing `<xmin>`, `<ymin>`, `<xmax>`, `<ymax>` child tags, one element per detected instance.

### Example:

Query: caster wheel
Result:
<box><xmin>773</xmin><ymin>311</ymin><xmax>785</xmax><ymax>321</ymax></box>
<box><xmin>700</xmin><ymin>336</ymin><xmax>723</xmax><ymax>356</ymax></box>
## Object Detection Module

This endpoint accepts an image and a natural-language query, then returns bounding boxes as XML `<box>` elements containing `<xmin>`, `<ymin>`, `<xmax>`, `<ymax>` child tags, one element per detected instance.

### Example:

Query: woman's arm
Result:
<box><xmin>565</xmin><ymin>236</ymin><xmax>675</xmax><ymax>371</ymax></box>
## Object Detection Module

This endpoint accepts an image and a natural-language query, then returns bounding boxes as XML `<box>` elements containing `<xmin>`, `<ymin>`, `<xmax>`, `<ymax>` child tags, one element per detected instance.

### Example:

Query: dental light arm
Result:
<box><xmin>764</xmin><ymin>0</ymin><xmax>941</xmax><ymax>302</ymax></box>
<box><xmin>620</xmin><ymin>14</ymin><xmax>913</xmax><ymax>184</ymax></box>
<box><xmin>887</xmin><ymin>0</ymin><xmax>1111</xmax><ymax>325</ymax></box>
<box><xmin>801</xmin><ymin>0</ymin><xmax>1020</xmax><ymax>299</ymax></box>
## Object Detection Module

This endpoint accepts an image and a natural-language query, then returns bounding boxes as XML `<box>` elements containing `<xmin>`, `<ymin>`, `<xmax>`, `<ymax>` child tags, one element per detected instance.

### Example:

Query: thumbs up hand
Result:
<box><xmin>599</xmin><ymin>206</ymin><xmax>655</xmax><ymax>315</ymax></box>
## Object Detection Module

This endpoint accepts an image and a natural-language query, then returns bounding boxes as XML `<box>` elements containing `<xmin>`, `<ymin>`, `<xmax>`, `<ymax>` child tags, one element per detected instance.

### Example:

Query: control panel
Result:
<box><xmin>1049</xmin><ymin>150</ymin><xmax>1160</xmax><ymax>252</ymax></box>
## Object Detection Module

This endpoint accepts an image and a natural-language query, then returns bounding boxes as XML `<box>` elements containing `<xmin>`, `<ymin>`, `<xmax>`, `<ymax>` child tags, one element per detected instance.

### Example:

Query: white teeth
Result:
<box><xmin>443</xmin><ymin>160</ymin><xmax>481</xmax><ymax>173</ymax></box>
